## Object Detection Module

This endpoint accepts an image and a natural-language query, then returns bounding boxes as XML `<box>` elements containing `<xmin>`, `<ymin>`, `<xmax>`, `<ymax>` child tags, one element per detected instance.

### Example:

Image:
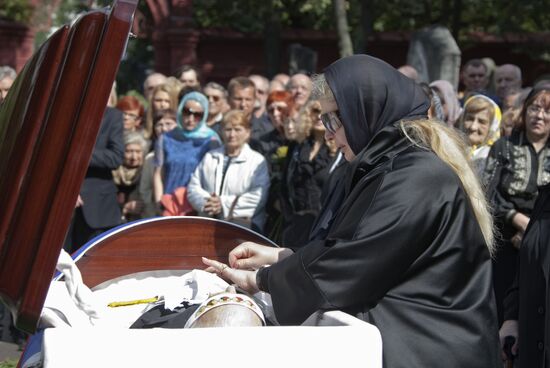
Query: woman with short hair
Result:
<box><xmin>187</xmin><ymin>110</ymin><xmax>269</xmax><ymax>232</ymax></box>
<box><xmin>116</xmin><ymin>95</ymin><xmax>145</xmax><ymax>133</ymax></box>
<box><xmin>484</xmin><ymin>87</ymin><xmax>550</xmax><ymax>324</ymax></box>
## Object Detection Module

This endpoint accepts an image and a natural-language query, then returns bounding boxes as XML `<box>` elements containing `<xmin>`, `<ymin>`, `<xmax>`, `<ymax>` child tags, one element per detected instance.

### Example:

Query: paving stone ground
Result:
<box><xmin>0</xmin><ymin>341</ymin><xmax>21</xmax><ymax>363</ymax></box>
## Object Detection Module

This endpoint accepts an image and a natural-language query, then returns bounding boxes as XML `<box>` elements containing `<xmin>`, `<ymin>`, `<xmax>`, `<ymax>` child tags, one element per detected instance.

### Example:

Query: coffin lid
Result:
<box><xmin>0</xmin><ymin>0</ymin><xmax>138</xmax><ymax>333</ymax></box>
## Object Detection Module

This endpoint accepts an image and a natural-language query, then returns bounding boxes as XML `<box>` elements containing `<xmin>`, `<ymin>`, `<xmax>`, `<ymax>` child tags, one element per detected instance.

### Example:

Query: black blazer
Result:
<box><xmin>79</xmin><ymin>107</ymin><xmax>124</xmax><ymax>229</ymax></box>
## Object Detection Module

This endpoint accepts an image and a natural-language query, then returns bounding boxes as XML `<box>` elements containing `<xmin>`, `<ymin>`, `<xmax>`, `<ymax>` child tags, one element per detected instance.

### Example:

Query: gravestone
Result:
<box><xmin>289</xmin><ymin>43</ymin><xmax>317</xmax><ymax>75</ymax></box>
<box><xmin>407</xmin><ymin>25</ymin><xmax>461</xmax><ymax>89</ymax></box>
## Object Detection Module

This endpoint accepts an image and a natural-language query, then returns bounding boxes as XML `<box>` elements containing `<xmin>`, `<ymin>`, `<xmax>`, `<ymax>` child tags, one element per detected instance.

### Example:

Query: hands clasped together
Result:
<box><xmin>203</xmin><ymin>193</ymin><xmax>222</xmax><ymax>216</ymax></box>
<box><xmin>202</xmin><ymin>242</ymin><xmax>293</xmax><ymax>294</ymax></box>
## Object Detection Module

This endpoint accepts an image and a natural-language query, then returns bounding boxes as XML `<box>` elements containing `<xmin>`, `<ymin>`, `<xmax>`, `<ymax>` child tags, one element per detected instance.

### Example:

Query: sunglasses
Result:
<box><xmin>182</xmin><ymin>107</ymin><xmax>204</xmax><ymax>119</ymax></box>
<box><xmin>320</xmin><ymin>111</ymin><xmax>343</xmax><ymax>134</ymax></box>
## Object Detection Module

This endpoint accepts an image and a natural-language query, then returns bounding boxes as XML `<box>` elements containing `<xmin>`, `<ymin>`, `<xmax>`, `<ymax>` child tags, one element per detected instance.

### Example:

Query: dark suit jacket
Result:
<box><xmin>79</xmin><ymin>107</ymin><xmax>124</xmax><ymax>229</ymax></box>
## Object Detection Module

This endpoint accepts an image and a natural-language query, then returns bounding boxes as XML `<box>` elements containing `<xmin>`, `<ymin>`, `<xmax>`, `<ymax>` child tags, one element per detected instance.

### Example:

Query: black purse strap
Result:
<box><xmin>227</xmin><ymin>195</ymin><xmax>240</xmax><ymax>219</ymax></box>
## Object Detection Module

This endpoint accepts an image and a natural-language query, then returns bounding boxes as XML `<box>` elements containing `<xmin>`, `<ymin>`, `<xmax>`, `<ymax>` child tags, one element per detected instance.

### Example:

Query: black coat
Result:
<box><xmin>262</xmin><ymin>125</ymin><xmax>501</xmax><ymax>368</ymax></box>
<box><xmin>80</xmin><ymin>107</ymin><xmax>124</xmax><ymax>228</ymax></box>
<box><xmin>504</xmin><ymin>183</ymin><xmax>550</xmax><ymax>368</ymax></box>
<box><xmin>280</xmin><ymin>138</ymin><xmax>334</xmax><ymax>248</ymax></box>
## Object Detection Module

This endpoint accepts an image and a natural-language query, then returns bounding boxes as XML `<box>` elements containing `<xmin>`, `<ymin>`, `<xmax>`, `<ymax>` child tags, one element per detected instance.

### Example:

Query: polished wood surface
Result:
<box><xmin>0</xmin><ymin>0</ymin><xmax>138</xmax><ymax>333</ymax></box>
<box><xmin>73</xmin><ymin>217</ymin><xmax>276</xmax><ymax>288</ymax></box>
<box><xmin>0</xmin><ymin>27</ymin><xmax>69</xmax><ymax>257</ymax></box>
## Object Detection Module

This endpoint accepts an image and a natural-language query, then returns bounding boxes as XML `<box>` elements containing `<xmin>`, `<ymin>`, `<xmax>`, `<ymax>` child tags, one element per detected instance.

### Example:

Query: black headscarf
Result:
<box><xmin>324</xmin><ymin>55</ymin><xmax>430</xmax><ymax>155</ymax></box>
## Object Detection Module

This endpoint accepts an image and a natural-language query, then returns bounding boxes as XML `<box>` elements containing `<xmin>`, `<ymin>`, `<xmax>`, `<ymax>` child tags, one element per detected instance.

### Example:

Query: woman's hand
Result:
<box><xmin>204</xmin><ymin>193</ymin><xmax>222</xmax><ymax>216</ymax></box>
<box><xmin>123</xmin><ymin>200</ymin><xmax>144</xmax><ymax>215</ymax></box>
<box><xmin>229</xmin><ymin>242</ymin><xmax>293</xmax><ymax>270</ymax></box>
<box><xmin>202</xmin><ymin>257</ymin><xmax>259</xmax><ymax>294</ymax></box>
<box><xmin>512</xmin><ymin>212</ymin><xmax>530</xmax><ymax>233</ymax></box>
<box><xmin>511</xmin><ymin>231</ymin><xmax>523</xmax><ymax>249</ymax></box>
<box><xmin>75</xmin><ymin>195</ymin><xmax>84</xmax><ymax>208</ymax></box>
<box><xmin>499</xmin><ymin>320</ymin><xmax>519</xmax><ymax>362</ymax></box>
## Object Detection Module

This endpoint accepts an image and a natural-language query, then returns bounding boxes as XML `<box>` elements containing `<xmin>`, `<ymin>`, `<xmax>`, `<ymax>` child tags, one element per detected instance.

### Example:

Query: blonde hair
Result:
<box><xmin>222</xmin><ymin>109</ymin><xmax>251</xmax><ymax>130</ymax></box>
<box><xmin>400</xmin><ymin>119</ymin><xmax>495</xmax><ymax>255</ymax></box>
<box><xmin>312</xmin><ymin>72</ymin><xmax>495</xmax><ymax>254</ymax></box>
<box><xmin>144</xmin><ymin>84</ymin><xmax>179</xmax><ymax>139</ymax></box>
<box><xmin>293</xmin><ymin>100</ymin><xmax>320</xmax><ymax>143</ymax></box>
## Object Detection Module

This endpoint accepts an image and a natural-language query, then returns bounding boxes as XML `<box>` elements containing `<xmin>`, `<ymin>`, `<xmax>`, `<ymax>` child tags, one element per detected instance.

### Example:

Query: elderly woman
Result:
<box><xmin>203</xmin><ymin>55</ymin><xmax>500</xmax><ymax>368</ymax></box>
<box><xmin>459</xmin><ymin>94</ymin><xmax>502</xmax><ymax>174</ymax></box>
<box><xmin>484</xmin><ymin>87</ymin><xmax>550</xmax><ymax>324</ymax></box>
<box><xmin>113</xmin><ymin>132</ymin><xmax>149</xmax><ymax>222</ymax></box>
<box><xmin>187</xmin><ymin>110</ymin><xmax>269</xmax><ymax>232</ymax></box>
<box><xmin>153</xmin><ymin>91</ymin><xmax>220</xmax><ymax>207</ymax></box>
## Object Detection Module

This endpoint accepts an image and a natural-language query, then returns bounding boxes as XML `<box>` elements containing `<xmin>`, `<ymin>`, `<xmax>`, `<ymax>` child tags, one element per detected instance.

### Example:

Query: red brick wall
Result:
<box><xmin>0</xmin><ymin>20</ymin><xmax>35</xmax><ymax>72</ymax></box>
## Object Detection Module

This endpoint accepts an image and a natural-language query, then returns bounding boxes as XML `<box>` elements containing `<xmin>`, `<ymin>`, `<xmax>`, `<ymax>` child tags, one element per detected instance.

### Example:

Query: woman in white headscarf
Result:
<box><xmin>459</xmin><ymin>94</ymin><xmax>502</xmax><ymax>174</ymax></box>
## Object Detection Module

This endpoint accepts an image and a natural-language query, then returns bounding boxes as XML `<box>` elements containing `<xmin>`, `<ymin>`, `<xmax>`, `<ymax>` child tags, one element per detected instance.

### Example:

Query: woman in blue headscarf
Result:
<box><xmin>153</xmin><ymin>91</ymin><xmax>220</xmax><ymax>208</ymax></box>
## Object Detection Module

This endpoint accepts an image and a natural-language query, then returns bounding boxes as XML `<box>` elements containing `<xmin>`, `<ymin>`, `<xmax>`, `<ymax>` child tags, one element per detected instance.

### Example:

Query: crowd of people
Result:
<box><xmin>1</xmin><ymin>53</ymin><xmax>549</xmax><ymax>366</ymax></box>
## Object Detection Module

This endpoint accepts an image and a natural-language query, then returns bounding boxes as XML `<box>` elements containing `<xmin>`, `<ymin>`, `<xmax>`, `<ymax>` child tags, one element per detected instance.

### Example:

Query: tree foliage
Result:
<box><xmin>193</xmin><ymin>0</ymin><xmax>333</xmax><ymax>33</ymax></box>
<box><xmin>193</xmin><ymin>0</ymin><xmax>550</xmax><ymax>39</ymax></box>
<box><xmin>0</xmin><ymin>0</ymin><xmax>33</xmax><ymax>23</ymax></box>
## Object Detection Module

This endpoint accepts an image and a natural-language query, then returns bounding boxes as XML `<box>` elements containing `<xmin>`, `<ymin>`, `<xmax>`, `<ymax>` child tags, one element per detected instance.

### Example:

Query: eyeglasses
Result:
<box><xmin>268</xmin><ymin>105</ymin><xmax>287</xmax><ymax>113</ymax></box>
<box><xmin>527</xmin><ymin>104</ymin><xmax>550</xmax><ymax>117</ymax></box>
<box><xmin>123</xmin><ymin>112</ymin><xmax>140</xmax><ymax>120</ymax></box>
<box><xmin>182</xmin><ymin>107</ymin><xmax>204</xmax><ymax>119</ymax></box>
<box><xmin>206</xmin><ymin>94</ymin><xmax>221</xmax><ymax>102</ymax></box>
<box><xmin>320</xmin><ymin>111</ymin><xmax>343</xmax><ymax>134</ymax></box>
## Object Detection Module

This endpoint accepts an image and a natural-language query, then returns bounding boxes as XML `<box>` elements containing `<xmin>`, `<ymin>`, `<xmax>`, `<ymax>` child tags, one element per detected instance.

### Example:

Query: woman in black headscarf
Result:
<box><xmin>203</xmin><ymin>55</ymin><xmax>500</xmax><ymax>367</ymax></box>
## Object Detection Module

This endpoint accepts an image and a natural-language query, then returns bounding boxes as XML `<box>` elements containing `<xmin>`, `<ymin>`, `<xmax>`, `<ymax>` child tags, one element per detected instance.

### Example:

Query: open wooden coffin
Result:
<box><xmin>0</xmin><ymin>0</ymin><xmax>139</xmax><ymax>333</ymax></box>
<box><xmin>0</xmin><ymin>1</ymin><xmax>383</xmax><ymax>366</ymax></box>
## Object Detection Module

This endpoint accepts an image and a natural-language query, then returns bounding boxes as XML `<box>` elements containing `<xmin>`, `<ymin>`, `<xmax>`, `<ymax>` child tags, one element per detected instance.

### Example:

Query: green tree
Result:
<box><xmin>0</xmin><ymin>0</ymin><xmax>33</xmax><ymax>23</ymax></box>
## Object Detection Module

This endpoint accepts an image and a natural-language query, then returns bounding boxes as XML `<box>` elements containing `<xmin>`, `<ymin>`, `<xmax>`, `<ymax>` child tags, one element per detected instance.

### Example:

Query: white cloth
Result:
<box><xmin>41</xmin><ymin>251</ymin><xmax>230</xmax><ymax>329</ymax></box>
<box><xmin>187</xmin><ymin>143</ymin><xmax>270</xmax><ymax>229</ymax></box>
<box><xmin>40</xmin><ymin>250</ymin><xmax>105</xmax><ymax>328</ymax></box>
<box><xmin>471</xmin><ymin>145</ymin><xmax>491</xmax><ymax>175</ymax></box>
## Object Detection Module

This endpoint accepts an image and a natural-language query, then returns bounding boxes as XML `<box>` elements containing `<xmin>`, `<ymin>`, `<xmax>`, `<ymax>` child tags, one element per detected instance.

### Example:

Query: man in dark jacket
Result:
<box><xmin>64</xmin><ymin>107</ymin><xmax>124</xmax><ymax>252</ymax></box>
